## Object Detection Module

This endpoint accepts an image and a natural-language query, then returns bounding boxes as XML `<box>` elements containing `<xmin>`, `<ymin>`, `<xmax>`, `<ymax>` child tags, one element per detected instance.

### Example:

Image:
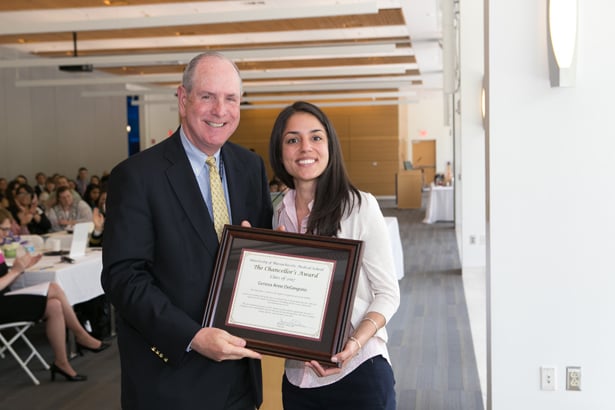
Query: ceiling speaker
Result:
<box><xmin>59</xmin><ymin>64</ymin><xmax>93</xmax><ymax>73</ymax></box>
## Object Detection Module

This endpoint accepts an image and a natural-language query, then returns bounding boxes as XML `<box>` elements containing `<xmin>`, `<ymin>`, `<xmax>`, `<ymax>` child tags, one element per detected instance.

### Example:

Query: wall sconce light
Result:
<box><xmin>547</xmin><ymin>0</ymin><xmax>578</xmax><ymax>87</ymax></box>
<box><xmin>481</xmin><ymin>76</ymin><xmax>487</xmax><ymax>130</ymax></box>
<box><xmin>481</xmin><ymin>86</ymin><xmax>486</xmax><ymax>122</ymax></box>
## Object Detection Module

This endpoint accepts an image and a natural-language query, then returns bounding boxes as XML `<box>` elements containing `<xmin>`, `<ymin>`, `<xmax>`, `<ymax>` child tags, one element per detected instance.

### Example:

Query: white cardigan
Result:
<box><xmin>275</xmin><ymin>190</ymin><xmax>400</xmax><ymax>388</ymax></box>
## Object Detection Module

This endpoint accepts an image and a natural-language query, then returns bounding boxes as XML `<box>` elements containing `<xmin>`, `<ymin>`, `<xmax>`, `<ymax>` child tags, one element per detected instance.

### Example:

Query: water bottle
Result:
<box><xmin>22</xmin><ymin>240</ymin><xmax>36</xmax><ymax>254</ymax></box>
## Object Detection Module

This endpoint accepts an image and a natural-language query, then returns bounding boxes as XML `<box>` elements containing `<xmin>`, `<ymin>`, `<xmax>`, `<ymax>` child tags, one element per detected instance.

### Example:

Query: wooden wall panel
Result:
<box><xmin>233</xmin><ymin>106</ymin><xmax>400</xmax><ymax>196</ymax></box>
<box><xmin>348</xmin><ymin>160</ymin><xmax>399</xmax><ymax>182</ymax></box>
<box><xmin>232</xmin><ymin>110</ymin><xmax>277</xmax><ymax>178</ymax></box>
<box><xmin>339</xmin><ymin>139</ymin><xmax>351</xmax><ymax>164</ymax></box>
<box><xmin>322</xmin><ymin>106</ymin><xmax>397</xmax><ymax>138</ymax></box>
<box><xmin>347</xmin><ymin>161</ymin><xmax>397</xmax><ymax>195</ymax></box>
<box><xmin>355</xmin><ymin>181</ymin><xmax>394</xmax><ymax>196</ymax></box>
<box><xmin>327</xmin><ymin>112</ymin><xmax>350</xmax><ymax>137</ymax></box>
<box><xmin>348</xmin><ymin>107</ymin><xmax>398</xmax><ymax>137</ymax></box>
<box><xmin>233</xmin><ymin>109</ymin><xmax>279</xmax><ymax>141</ymax></box>
<box><xmin>348</xmin><ymin>137</ymin><xmax>398</xmax><ymax>161</ymax></box>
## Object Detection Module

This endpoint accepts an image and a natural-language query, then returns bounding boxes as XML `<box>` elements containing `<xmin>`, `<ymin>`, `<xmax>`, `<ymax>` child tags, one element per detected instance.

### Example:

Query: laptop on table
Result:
<box><xmin>44</xmin><ymin>222</ymin><xmax>92</xmax><ymax>261</ymax></box>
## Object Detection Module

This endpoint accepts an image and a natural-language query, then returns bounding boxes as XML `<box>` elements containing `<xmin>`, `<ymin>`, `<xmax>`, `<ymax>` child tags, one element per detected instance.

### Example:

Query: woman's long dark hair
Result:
<box><xmin>269</xmin><ymin>101</ymin><xmax>360</xmax><ymax>237</ymax></box>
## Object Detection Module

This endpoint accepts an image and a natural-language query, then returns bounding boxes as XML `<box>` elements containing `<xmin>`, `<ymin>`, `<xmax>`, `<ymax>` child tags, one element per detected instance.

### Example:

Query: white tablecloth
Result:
<box><xmin>423</xmin><ymin>186</ymin><xmax>454</xmax><ymax>224</ymax></box>
<box><xmin>44</xmin><ymin>231</ymin><xmax>74</xmax><ymax>251</ymax></box>
<box><xmin>384</xmin><ymin>217</ymin><xmax>404</xmax><ymax>280</ymax></box>
<box><xmin>12</xmin><ymin>251</ymin><xmax>104</xmax><ymax>305</ymax></box>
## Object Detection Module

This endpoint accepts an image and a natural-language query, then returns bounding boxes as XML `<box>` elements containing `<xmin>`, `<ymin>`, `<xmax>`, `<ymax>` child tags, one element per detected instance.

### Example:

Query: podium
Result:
<box><xmin>396</xmin><ymin>170</ymin><xmax>423</xmax><ymax>209</ymax></box>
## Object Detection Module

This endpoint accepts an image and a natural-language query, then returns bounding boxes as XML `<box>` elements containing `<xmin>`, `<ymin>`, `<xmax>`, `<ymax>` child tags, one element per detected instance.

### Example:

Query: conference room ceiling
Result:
<box><xmin>0</xmin><ymin>0</ymin><xmax>444</xmax><ymax>107</ymax></box>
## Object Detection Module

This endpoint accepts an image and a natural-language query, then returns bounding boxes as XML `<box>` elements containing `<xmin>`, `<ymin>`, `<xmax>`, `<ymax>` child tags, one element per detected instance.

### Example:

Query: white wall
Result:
<box><xmin>487</xmin><ymin>1</ymin><xmax>615</xmax><ymax>408</ymax></box>
<box><xmin>405</xmin><ymin>93</ymin><xmax>453</xmax><ymax>173</ymax></box>
<box><xmin>140</xmin><ymin>96</ymin><xmax>179</xmax><ymax>150</ymax></box>
<box><xmin>0</xmin><ymin>64</ymin><xmax>127</xmax><ymax>180</ymax></box>
<box><xmin>458</xmin><ymin>0</ymin><xmax>487</xmax><ymax>270</ymax></box>
<box><xmin>457</xmin><ymin>0</ymin><xmax>488</xmax><ymax>404</ymax></box>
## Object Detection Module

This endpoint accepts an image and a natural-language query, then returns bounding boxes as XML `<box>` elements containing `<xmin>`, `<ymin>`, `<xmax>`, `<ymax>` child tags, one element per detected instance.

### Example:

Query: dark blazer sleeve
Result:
<box><xmin>101</xmin><ymin>134</ymin><xmax>272</xmax><ymax>365</ymax></box>
<box><xmin>101</xmin><ymin>142</ymin><xmax>200</xmax><ymax>364</ymax></box>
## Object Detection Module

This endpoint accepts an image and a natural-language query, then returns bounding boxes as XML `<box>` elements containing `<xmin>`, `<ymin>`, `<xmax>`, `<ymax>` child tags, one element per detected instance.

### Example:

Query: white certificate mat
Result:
<box><xmin>227</xmin><ymin>250</ymin><xmax>335</xmax><ymax>340</ymax></box>
<box><xmin>202</xmin><ymin>225</ymin><xmax>364</xmax><ymax>366</ymax></box>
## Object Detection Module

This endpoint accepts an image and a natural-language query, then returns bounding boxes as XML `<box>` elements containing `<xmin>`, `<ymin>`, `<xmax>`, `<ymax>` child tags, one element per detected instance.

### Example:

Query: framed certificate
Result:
<box><xmin>202</xmin><ymin>225</ymin><xmax>364</xmax><ymax>367</ymax></box>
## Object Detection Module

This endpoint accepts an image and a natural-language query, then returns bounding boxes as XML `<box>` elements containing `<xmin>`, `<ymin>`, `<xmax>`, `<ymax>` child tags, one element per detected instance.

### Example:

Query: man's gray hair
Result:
<box><xmin>181</xmin><ymin>51</ymin><xmax>243</xmax><ymax>95</ymax></box>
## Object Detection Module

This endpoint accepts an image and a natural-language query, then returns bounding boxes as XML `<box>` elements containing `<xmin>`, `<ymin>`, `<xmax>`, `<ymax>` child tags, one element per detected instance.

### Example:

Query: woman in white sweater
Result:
<box><xmin>269</xmin><ymin>101</ymin><xmax>400</xmax><ymax>410</ymax></box>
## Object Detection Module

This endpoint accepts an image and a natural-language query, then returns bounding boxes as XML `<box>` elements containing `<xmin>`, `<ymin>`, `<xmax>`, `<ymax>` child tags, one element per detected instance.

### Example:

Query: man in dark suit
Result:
<box><xmin>101</xmin><ymin>52</ymin><xmax>272</xmax><ymax>410</ymax></box>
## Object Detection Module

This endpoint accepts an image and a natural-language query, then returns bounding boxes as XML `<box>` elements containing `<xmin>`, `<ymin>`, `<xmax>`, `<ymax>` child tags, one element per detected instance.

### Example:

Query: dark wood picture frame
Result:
<box><xmin>203</xmin><ymin>225</ymin><xmax>364</xmax><ymax>367</ymax></box>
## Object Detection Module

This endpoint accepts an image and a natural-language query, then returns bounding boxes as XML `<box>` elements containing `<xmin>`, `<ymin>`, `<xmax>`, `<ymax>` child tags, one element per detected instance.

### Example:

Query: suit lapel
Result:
<box><xmin>163</xmin><ymin>133</ymin><xmax>218</xmax><ymax>256</ymax></box>
<box><xmin>221</xmin><ymin>145</ymin><xmax>246</xmax><ymax>224</ymax></box>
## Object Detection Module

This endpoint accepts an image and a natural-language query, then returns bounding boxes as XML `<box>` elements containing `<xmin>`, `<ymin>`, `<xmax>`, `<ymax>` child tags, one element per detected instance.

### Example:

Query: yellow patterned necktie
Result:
<box><xmin>206</xmin><ymin>156</ymin><xmax>230</xmax><ymax>240</ymax></box>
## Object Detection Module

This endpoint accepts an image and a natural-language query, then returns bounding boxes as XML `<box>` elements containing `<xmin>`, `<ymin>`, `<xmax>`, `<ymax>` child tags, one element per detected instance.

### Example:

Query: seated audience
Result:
<box><xmin>4</xmin><ymin>180</ymin><xmax>21</xmax><ymax>207</ymax></box>
<box><xmin>33</xmin><ymin>172</ymin><xmax>47</xmax><ymax>198</ymax></box>
<box><xmin>38</xmin><ymin>178</ymin><xmax>56</xmax><ymax>208</ymax></box>
<box><xmin>0</xmin><ymin>177</ymin><xmax>7</xmax><ymax>197</ymax></box>
<box><xmin>3</xmin><ymin>180</ymin><xmax>22</xmax><ymax>235</ymax></box>
<box><xmin>97</xmin><ymin>189</ymin><xmax>107</xmax><ymax>215</ymax></box>
<box><xmin>269</xmin><ymin>175</ymin><xmax>289</xmax><ymax>209</ymax></box>
<box><xmin>89</xmin><ymin>206</ymin><xmax>104</xmax><ymax>247</ymax></box>
<box><xmin>0</xmin><ymin>177</ymin><xmax>8</xmax><ymax>208</ymax></box>
<box><xmin>44</xmin><ymin>175</ymin><xmax>81</xmax><ymax>210</ymax></box>
<box><xmin>14</xmin><ymin>174</ymin><xmax>28</xmax><ymax>185</ymax></box>
<box><xmin>46</xmin><ymin>186</ymin><xmax>93</xmax><ymax>232</ymax></box>
<box><xmin>75</xmin><ymin>167</ymin><xmax>89</xmax><ymax>198</ymax></box>
<box><xmin>83</xmin><ymin>184</ymin><xmax>101</xmax><ymax>210</ymax></box>
<box><xmin>88</xmin><ymin>189</ymin><xmax>106</xmax><ymax>247</ymax></box>
<box><xmin>0</xmin><ymin>208</ymin><xmax>110</xmax><ymax>382</ymax></box>
<box><xmin>68</xmin><ymin>179</ymin><xmax>79</xmax><ymax>195</ymax></box>
<box><xmin>8</xmin><ymin>184</ymin><xmax>51</xmax><ymax>235</ymax></box>
<box><xmin>99</xmin><ymin>173</ymin><xmax>110</xmax><ymax>191</ymax></box>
